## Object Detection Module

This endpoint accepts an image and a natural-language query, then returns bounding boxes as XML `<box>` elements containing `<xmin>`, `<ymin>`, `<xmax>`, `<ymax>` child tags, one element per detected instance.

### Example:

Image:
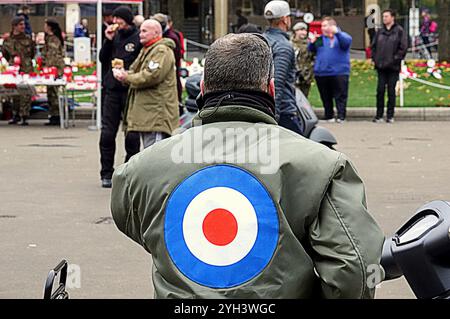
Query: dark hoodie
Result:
<box><xmin>99</xmin><ymin>25</ymin><xmax>142</xmax><ymax>91</ymax></box>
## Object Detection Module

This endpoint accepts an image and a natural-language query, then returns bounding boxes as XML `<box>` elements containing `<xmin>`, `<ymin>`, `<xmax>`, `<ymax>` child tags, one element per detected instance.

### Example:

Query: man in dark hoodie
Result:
<box><xmin>371</xmin><ymin>9</ymin><xmax>408</xmax><ymax>123</ymax></box>
<box><xmin>98</xmin><ymin>6</ymin><xmax>142</xmax><ymax>188</ymax></box>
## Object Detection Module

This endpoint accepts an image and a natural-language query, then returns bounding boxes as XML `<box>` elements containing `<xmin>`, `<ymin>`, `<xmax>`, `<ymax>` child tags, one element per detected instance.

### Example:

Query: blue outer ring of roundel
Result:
<box><xmin>164</xmin><ymin>164</ymin><xmax>280</xmax><ymax>289</ymax></box>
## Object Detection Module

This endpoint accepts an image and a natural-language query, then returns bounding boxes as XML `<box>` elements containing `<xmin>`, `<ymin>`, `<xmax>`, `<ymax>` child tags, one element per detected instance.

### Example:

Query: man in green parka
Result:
<box><xmin>111</xmin><ymin>33</ymin><xmax>385</xmax><ymax>299</ymax></box>
<box><xmin>114</xmin><ymin>19</ymin><xmax>179</xmax><ymax>149</ymax></box>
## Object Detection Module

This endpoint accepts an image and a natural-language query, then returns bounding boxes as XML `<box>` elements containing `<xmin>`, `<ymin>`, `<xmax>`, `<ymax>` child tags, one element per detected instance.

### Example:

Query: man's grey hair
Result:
<box><xmin>204</xmin><ymin>33</ymin><xmax>274</xmax><ymax>93</ymax></box>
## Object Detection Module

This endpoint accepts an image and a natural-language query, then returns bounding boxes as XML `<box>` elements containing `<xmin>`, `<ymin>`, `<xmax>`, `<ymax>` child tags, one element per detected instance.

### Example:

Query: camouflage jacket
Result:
<box><xmin>291</xmin><ymin>37</ymin><xmax>315</xmax><ymax>85</ymax></box>
<box><xmin>42</xmin><ymin>34</ymin><xmax>65</xmax><ymax>74</ymax></box>
<box><xmin>2</xmin><ymin>32</ymin><xmax>35</xmax><ymax>73</ymax></box>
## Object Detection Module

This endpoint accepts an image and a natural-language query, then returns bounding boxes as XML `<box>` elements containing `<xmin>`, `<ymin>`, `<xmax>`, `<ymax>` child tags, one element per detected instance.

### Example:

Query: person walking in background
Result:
<box><xmin>371</xmin><ymin>9</ymin><xmax>407</xmax><ymax>124</ymax></box>
<box><xmin>16</xmin><ymin>5</ymin><xmax>32</xmax><ymax>36</ymax></box>
<box><xmin>151</xmin><ymin>13</ymin><xmax>183</xmax><ymax>110</ymax></box>
<box><xmin>168</xmin><ymin>15</ymin><xmax>185</xmax><ymax>58</ymax></box>
<box><xmin>98</xmin><ymin>5</ymin><xmax>142</xmax><ymax>188</ymax></box>
<box><xmin>232</xmin><ymin>9</ymin><xmax>248</xmax><ymax>32</ymax></box>
<box><xmin>102</xmin><ymin>9</ymin><xmax>114</xmax><ymax>43</ymax></box>
<box><xmin>74</xmin><ymin>18</ymin><xmax>89</xmax><ymax>38</ymax></box>
<box><xmin>101</xmin><ymin>9</ymin><xmax>114</xmax><ymax>111</ymax></box>
<box><xmin>291</xmin><ymin>22</ymin><xmax>315</xmax><ymax>97</ymax></box>
<box><xmin>308</xmin><ymin>17</ymin><xmax>352</xmax><ymax>123</ymax></box>
<box><xmin>237</xmin><ymin>23</ymin><xmax>263</xmax><ymax>34</ymax></box>
<box><xmin>42</xmin><ymin>19</ymin><xmax>65</xmax><ymax>126</ymax></box>
<box><xmin>133</xmin><ymin>15</ymin><xmax>145</xmax><ymax>28</ymax></box>
<box><xmin>264</xmin><ymin>0</ymin><xmax>304</xmax><ymax>136</ymax></box>
<box><xmin>2</xmin><ymin>17</ymin><xmax>35</xmax><ymax>126</ymax></box>
<box><xmin>113</xmin><ymin>19</ymin><xmax>179</xmax><ymax>150</ymax></box>
<box><xmin>420</xmin><ymin>8</ymin><xmax>438</xmax><ymax>55</ymax></box>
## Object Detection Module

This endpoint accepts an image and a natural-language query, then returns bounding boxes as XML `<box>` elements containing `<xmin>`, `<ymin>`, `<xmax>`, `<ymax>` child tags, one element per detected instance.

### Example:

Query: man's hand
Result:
<box><xmin>309</xmin><ymin>32</ymin><xmax>318</xmax><ymax>43</ymax></box>
<box><xmin>113</xmin><ymin>68</ymin><xmax>128</xmax><ymax>82</ymax></box>
<box><xmin>105</xmin><ymin>24</ymin><xmax>116</xmax><ymax>41</ymax></box>
<box><xmin>331</xmin><ymin>25</ymin><xmax>338</xmax><ymax>35</ymax></box>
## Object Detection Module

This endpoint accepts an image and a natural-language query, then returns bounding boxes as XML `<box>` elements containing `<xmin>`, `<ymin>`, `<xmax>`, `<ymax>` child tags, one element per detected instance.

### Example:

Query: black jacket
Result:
<box><xmin>99</xmin><ymin>26</ymin><xmax>142</xmax><ymax>91</ymax></box>
<box><xmin>371</xmin><ymin>24</ymin><xmax>408</xmax><ymax>72</ymax></box>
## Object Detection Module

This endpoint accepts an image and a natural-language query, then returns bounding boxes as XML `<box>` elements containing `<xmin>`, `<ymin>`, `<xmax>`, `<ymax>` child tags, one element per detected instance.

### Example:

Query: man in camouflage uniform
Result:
<box><xmin>2</xmin><ymin>16</ymin><xmax>35</xmax><ymax>125</ymax></box>
<box><xmin>42</xmin><ymin>19</ymin><xmax>65</xmax><ymax>125</ymax></box>
<box><xmin>291</xmin><ymin>22</ymin><xmax>315</xmax><ymax>97</ymax></box>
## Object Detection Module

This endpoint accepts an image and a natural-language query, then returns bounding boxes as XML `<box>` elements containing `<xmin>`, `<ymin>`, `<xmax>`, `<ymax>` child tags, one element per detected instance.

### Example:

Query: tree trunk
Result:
<box><xmin>437</xmin><ymin>0</ymin><xmax>449</xmax><ymax>61</ymax></box>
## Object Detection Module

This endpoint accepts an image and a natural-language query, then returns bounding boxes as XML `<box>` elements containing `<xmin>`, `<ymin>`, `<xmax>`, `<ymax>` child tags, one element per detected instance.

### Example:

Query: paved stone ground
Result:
<box><xmin>1</xmin><ymin>119</ymin><xmax>449</xmax><ymax>299</ymax></box>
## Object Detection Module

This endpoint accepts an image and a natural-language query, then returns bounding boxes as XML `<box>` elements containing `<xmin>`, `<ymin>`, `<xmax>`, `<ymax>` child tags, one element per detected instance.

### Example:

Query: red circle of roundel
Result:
<box><xmin>202</xmin><ymin>208</ymin><xmax>238</xmax><ymax>246</ymax></box>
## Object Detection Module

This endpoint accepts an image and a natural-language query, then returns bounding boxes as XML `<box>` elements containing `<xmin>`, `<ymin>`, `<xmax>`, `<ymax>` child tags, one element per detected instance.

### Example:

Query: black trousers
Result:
<box><xmin>99</xmin><ymin>89</ymin><xmax>140</xmax><ymax>179</ymax></box>
<box><xmin>315</xmin><ymin>75</ymin><xmax>349</xmax><ymax>120</ymax></box>
<box><xmin>376</xmin><ymin>70</ymin><xmax>399</xmax><ymax>120</ymax></box>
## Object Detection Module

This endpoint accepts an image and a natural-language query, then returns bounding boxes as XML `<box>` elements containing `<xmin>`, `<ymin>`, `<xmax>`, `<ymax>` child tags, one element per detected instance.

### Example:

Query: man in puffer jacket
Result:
<box><xmin>263</xmin><ymin>1</ymin><xmax>303</xmax><ymax>136</ymax></box>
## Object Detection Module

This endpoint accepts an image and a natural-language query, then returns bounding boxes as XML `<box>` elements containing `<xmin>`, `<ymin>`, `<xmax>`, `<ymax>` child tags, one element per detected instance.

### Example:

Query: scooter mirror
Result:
<box><xmin>381</xmin><ymin>200</ymin><xmax>450</xmax><ymax>299</ymax></box>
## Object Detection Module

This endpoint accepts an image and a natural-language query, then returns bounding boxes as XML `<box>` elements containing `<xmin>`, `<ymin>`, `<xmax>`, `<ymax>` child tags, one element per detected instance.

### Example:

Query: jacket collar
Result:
<box><xmin>266</xmin><ymin>27</ymin><xmax>289</xmax><ymax>40</ymax></box>
<box><xmin>382</xmin><ymin>23</ymin><xmax>398</xmax><ymax>33</ymax></box>
<box><xmin>193</xmin><ymin>104</ymin><xmax>278</xmax><ymax>127</ymax></box>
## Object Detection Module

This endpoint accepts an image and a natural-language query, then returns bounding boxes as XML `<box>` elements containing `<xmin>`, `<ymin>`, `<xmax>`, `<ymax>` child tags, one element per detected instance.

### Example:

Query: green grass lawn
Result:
<box><xmin>73</xmin><ymin>61</ymin><xmax>450</xmax><ymax>108</ymax></box>
<box><xmin>308</xmin><ymin>60</ymin><xmax>450</xmax><ymax>108</ymax></box>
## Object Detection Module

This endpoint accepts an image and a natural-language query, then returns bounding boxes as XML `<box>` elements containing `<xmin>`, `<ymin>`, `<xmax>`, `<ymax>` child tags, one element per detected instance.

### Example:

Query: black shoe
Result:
<box><xmin>8</xmin><ymin>115</ymin><xmax>20</xmax><ymax>125</ymax></box>
<box><xmin>20</xmin><ymin>117</ymin><xmax>29</xmax><ymax>126</ymax></box>
<box><xmin>101</xmin><ymin>179</ymin><xmax>112</xmax><ymax>188</ymax></box>
<box><xmin>45</xmin><ymin>116</ymin><xmax>60</xmax><ymax>126</ymax></box>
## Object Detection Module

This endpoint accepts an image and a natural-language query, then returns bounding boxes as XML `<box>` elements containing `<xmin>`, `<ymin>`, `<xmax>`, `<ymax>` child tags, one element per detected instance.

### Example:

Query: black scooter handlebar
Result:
<box><xmin>380</xmin><ymin>200</ymin><xmax>450</xmax><ymax>299</ymax></box>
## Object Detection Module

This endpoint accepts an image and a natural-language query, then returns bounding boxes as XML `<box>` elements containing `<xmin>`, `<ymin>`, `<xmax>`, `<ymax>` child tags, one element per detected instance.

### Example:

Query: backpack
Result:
<box><xmin>429</xmin><ymin>21</ymin><xmax>438</xmax><ymax>33</ymax></box>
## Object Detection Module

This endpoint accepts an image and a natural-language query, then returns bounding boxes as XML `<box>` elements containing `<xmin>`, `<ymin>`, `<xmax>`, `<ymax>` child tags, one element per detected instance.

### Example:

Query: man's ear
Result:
<box><xmin>200</xmin><ymin>79</ymin><xmax>205</xmax><ymax>96</ymax></box>
<box><xmin>268</xmin><ymin>78</ymin><xmax>275</xmax><ymax>98</ymax></box>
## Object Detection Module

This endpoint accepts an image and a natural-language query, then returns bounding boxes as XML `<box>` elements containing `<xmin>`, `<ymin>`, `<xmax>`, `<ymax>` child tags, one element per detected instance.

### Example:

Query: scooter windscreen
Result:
<box><xmin>381</xmin><ymin>200</ymin><xmax>450</xmax><ymax>299</ymax></box>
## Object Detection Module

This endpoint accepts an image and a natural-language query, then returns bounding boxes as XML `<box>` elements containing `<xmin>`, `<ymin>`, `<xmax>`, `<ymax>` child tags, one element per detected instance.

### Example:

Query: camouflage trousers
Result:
<box><xmin>47</xmin><ymin>86</ymin><xmax>60</xmax><ymax>117</ymax></box>
<box><xmin>12</xmin><ymin>94</ymin><xmax>32</xmax><ymax>117</ymax></box>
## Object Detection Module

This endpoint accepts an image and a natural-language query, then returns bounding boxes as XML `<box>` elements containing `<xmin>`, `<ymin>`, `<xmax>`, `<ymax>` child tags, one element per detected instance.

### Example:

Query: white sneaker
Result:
<box><xmin>372</xmin><ymin>118</ymin><xmax>385</xmax><ymax>123</ymax></box>
<box><xmin>336</xmin><ymin>118</ymin><xmax>346</xmax><ymax>123</ymax></box>
<box><xmin>326</xmin><ymin>118</ymin><xmax>336</xmax><ymax>123</ymax></box>
<box><xmin>387</xmin><ymin>118</ymin><xmax>395</xmax><ymax>124</ymax></box>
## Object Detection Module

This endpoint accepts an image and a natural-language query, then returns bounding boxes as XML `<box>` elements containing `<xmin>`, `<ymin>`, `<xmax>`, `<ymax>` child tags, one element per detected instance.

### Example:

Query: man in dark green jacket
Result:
<box><xmin>111</xmin><ymin>33</ymin><xmax>384</xmax><ymax>299</ymax></box>
<box><xmin>114</xmin><ymin>19</ymin><xmax>179</xmax><ymax>149</ymax></box>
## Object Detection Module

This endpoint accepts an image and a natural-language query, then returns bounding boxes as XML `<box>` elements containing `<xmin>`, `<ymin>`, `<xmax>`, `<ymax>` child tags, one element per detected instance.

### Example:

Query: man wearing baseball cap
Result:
<box><xmin>263</xmin><ymin>1</ymin><xmax>303</xmax><ymax>136</ymax></box>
